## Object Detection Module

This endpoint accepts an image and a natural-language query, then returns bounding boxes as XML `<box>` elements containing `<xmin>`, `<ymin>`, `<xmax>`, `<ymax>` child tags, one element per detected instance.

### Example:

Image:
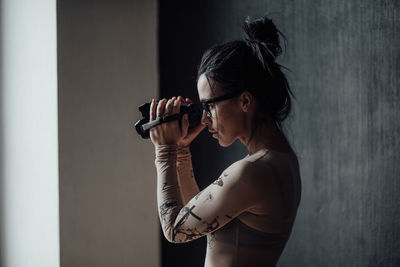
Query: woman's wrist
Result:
<box><xmin>177</xmin><ymin>145</ymin><xmax>190</xmax><ymax>153</ymax></box>
<box><xmin>177</xmin><ymin>146</ymin><xmax>191</xmax><ymax>161</ymax></box>
<box><xmin>155</xmin><ymin>144</ymin><xmax>178</xmax><ymax>161</ymax></box>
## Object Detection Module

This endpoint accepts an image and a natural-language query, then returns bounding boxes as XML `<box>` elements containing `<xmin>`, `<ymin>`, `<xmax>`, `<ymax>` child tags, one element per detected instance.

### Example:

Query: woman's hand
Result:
<box><xmin>176</xmin><ymin>96</ymin><xmax>206</xmax><ymax>148</ymax></box>
<box><xmin>149</xmin><ymin>96</ymin><xmax>206</xmax><ymax>147</ymax></box>
<box><xmin>149</xmin><ymin>96</ymin><xmax>182</xmax><ymax>146</ymax></box>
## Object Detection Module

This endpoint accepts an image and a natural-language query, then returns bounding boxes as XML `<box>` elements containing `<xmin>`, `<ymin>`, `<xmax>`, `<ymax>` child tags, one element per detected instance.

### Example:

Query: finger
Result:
<box><xmin>172</xmin><ymin>98</ymin><xmax>181</xmax><ymax>115</ymax></box>
<box><xmin>181</xmin><ymin>113</ymin><xmax>189</xmax><ymax>137</ymax></box>
<box><xmin>164</xmin><ymin>98</ymin><xmax>175</xmax><ymax>116</ymax></box>
<box><xmin>185</xmin><ymin>97</ymin><xmax>193</xmax><ymax>103</ymax></box>
<box><xmin>178</xmin><ymin>96</ymin><xmax>185</xmax><ymax>102</ymax></box>
<box><xmin>156</xmin><ymin>98</ymin><xmax>167</xmax><ymax>118</ymax></box>
<box><xmin>150</xmin><ymin>99</ymin><xmax>157</xmax><ymax>121</ymax></box>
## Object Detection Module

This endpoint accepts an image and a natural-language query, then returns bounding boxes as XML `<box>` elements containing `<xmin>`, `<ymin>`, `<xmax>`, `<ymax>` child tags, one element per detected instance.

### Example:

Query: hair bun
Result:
<box><xmin>243</xmin><ymin>15</ymin><xmax>284</xmax><ymax>59</ymax></box>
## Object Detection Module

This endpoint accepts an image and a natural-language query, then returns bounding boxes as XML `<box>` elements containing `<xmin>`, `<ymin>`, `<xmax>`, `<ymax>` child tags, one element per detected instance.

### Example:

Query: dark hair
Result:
<box><xmin>197</xmin><ymin>15</ymin><xmax>294</xmax><ymax>130</ymax></box>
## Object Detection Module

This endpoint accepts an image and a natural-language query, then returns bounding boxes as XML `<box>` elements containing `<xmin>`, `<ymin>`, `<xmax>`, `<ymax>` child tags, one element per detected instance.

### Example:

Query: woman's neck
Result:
<box><xmin>240</xmin><ymin>121</ymin><xmax>292</xmax><ymax>155</ymax></box>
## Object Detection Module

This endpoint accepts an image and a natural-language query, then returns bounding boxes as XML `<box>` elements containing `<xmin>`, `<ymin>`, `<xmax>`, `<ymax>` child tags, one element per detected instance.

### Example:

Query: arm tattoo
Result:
<box><xmin>212</xmin><ymin>177</ymin><xmax>224</xmax><ymax>187</ymax></box>
<box><xmin>159</xmin><ymin>201</ymin><xmax>178</xmax><ymax>224</ymax></box>
<box><xmin>212</xmin><ymin>172</ymin><xmax>228</xmax><ymax>186</ymax></box>
<box><xmin>174</xmin><ymin>227</ymin><xmax>202</xmax><ymax>242</ymax></box>
<box><xmin>172</xmin><ymin>206</ymin><xmax>221</xmax><ymax>242</ymax></box>
<box><xmin>205</xmin><ymin>193</ymin><xmax>213</xmax><ymax>201</ymax></box>
<box><xmin>173</xmin><ymin>205</ymin><xmax>202</xmax><ymax>241</ymax></box>
<box><xmin>204</xmin><ymin>216</ymin><xmax>219</xmax><ymax>232</ymax></box>
<box><xmin>207</xmin><ymin>232</ymin><xmax>216</xmax><ymax>249</ymax></box>
<box><xmin>195</xmin><ymin>190</ymin><xmax>203</xmax><ymax>200</ymax></box>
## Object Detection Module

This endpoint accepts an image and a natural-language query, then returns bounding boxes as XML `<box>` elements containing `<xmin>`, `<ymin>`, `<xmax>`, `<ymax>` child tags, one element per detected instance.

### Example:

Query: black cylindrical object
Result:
<box><xmin>134</xmin><ymin>102</ymin><xmax>202</xmax><ymax>139</ymax></box>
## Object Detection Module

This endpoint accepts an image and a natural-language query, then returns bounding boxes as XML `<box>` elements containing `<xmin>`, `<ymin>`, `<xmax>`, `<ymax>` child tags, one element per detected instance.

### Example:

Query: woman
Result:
<box><xmin>149</xmin><ymin>15</ymin><xmax>301</xmax><ymax>267</ymax></box>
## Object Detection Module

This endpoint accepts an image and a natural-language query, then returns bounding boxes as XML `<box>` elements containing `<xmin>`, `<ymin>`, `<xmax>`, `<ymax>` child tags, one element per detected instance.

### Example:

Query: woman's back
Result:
<box><xmin>204</xmin><ymin>149</ymin><xmax>301</xmax><ymax>267</ymax></box>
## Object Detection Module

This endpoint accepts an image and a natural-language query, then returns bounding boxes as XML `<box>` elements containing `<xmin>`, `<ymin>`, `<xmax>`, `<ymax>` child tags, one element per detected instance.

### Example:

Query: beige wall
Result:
<box><xmin>57</xmin><ymin>1</ymin><xmax>159</xmax><ymax>266</ymax></box>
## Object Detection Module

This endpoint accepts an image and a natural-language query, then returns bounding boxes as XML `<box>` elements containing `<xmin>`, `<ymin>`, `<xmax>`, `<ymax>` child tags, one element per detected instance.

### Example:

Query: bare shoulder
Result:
<box><xmin>224</xmin><ymin>150</ymin><xmax>275</xmax><ymax>189</ymax></box>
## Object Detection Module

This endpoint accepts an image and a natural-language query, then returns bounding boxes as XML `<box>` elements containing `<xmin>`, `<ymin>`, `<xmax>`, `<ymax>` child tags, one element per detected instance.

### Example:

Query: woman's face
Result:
<box><xmin>197</xmin><ymin>73</ymin><xmax>245</xmax><ymax>147</ymax></box>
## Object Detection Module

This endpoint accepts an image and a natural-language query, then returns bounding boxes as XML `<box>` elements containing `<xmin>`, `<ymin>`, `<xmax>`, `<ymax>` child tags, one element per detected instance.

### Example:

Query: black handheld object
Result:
<box><xmin>135</xmin><ymin>101</ymin><xmax>202</xmax><ymax>139</ymax></box>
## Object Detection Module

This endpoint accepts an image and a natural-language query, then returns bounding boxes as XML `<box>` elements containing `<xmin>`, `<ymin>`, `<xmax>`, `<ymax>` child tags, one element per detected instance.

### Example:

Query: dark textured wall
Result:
<box><xmin>159</xmin><ymin>0</ymin><xmax>400</xmax><ymax>266</ymax></box>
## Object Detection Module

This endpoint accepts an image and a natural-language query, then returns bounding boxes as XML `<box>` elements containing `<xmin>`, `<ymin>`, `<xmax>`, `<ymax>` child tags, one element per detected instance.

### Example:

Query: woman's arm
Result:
<box><xmin>176</xmin><ymin>146</ymin><xmax>200</xmax><ymax>205</ymax></box>
<box><xmin>152</xmin><ymin>96</ymin><xmax>203</xmax><ymax>206</ymax></box>
<box><xmin>149</xmin><ymin>97</ymin><xmax>270</xmax><ymax>243</ymax></box>
<box><xmin>155</xmin><ymin>144</ymin><xmax>271</xmax><ymax>243</ymax></box>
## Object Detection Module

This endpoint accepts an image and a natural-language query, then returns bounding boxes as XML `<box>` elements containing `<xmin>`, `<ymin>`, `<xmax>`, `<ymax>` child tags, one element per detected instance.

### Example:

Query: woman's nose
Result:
<box><xmin>200</xmin><ymin>110</ymin><xmax>210</xmax><ymax>125</ymax></box>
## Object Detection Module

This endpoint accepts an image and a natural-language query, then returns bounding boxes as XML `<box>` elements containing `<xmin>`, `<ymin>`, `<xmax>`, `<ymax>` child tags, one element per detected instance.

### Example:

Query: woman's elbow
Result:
<box><xmin>162</xmin><ymin>226</ymin><xmax>191</xmax><ymax>243</ymax></box>
<box><xmin>162</xmin><ymin>226</ymin><xmax>179</xmax><ymax>243</ymax></box>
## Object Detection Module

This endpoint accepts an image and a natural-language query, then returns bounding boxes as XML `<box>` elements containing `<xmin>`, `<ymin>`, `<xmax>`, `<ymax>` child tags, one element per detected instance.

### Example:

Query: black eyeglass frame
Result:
<box><xmin>200</xmin><ymin>91</ymin><xmax>242</xmax><ymax>117</ymax></box>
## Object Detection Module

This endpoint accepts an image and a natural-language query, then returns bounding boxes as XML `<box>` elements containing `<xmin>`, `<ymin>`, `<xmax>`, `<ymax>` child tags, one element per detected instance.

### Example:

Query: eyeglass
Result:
<box><xmin>200</xmin><ymin>92</ymin><xmax>242</xmax><ymax>118</ymax></box>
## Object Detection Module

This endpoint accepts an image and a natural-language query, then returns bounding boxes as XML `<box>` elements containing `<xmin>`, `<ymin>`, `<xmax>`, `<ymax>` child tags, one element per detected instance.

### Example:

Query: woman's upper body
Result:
<box><xmin>204</xmin><ymin>148</ymin><xmax>301</xmax><ymax>267</ymax></box>
<box><xmin>150</xmin><ymin>15</ymin><xmax>301</xmax><ymax>267</ymax></box>
<box><xmin>154</xmin><ymin>142</ymin><xmax>301</xmax><ymax>267</ymax></box>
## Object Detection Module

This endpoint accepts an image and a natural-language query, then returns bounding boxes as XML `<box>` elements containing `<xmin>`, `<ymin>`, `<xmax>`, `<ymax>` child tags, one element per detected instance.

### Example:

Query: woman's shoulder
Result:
<box><xmin>244</xmin><ymin>148</ymin><xmax>270</xmax><ymax>162</ymax></box>
<box><xmin>228</xmin><ymin>148</ymin><xmax>297</xmax><ymax>186</ymax></box>
<box><xmin>241</xmin><ymin>148</ymin><xmax>296</xmax><ymax>165</ymax></box>
<box><xmin>225</xmin><ymin>150</ymin><xmax>274</xmax><ymax>184</ymax></box>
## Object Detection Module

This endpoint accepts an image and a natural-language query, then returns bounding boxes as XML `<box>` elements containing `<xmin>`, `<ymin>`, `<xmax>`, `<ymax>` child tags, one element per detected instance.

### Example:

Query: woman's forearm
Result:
<box><xmin>155</xmin><ymin>145</ymin><xmax>183</xmax><ymax>239</ymax></box>
<box><xmin>177</xmin><ymin>146</ymin><xmax>200</xmax><ymax>205</ymax></box>
<box><xmin>155</xmin><ymin>144</ymin><xmax>203</xmax><ymax>243</ymax></box>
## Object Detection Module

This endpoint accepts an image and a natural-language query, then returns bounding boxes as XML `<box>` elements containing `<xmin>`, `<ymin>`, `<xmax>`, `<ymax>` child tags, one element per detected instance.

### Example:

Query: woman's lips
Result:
<box><xmin>209</xmin><ymin>130</ymin><xmax>218</xmax><ymax>138</ymax></box>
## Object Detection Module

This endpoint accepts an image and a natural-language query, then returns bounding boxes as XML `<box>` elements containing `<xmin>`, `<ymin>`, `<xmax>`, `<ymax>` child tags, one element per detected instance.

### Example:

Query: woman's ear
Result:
<box><xmin>240</xmin><ymin>91</ymin><xmax>253</xmax><ymax>112</ymax></box>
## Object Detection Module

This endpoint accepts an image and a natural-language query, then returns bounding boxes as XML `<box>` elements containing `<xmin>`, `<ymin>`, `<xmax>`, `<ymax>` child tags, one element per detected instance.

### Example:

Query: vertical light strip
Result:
<box><xmin>0</xmin><ymin>0</ymin><xmax>60</xmax><ymax>266</ymax></box>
